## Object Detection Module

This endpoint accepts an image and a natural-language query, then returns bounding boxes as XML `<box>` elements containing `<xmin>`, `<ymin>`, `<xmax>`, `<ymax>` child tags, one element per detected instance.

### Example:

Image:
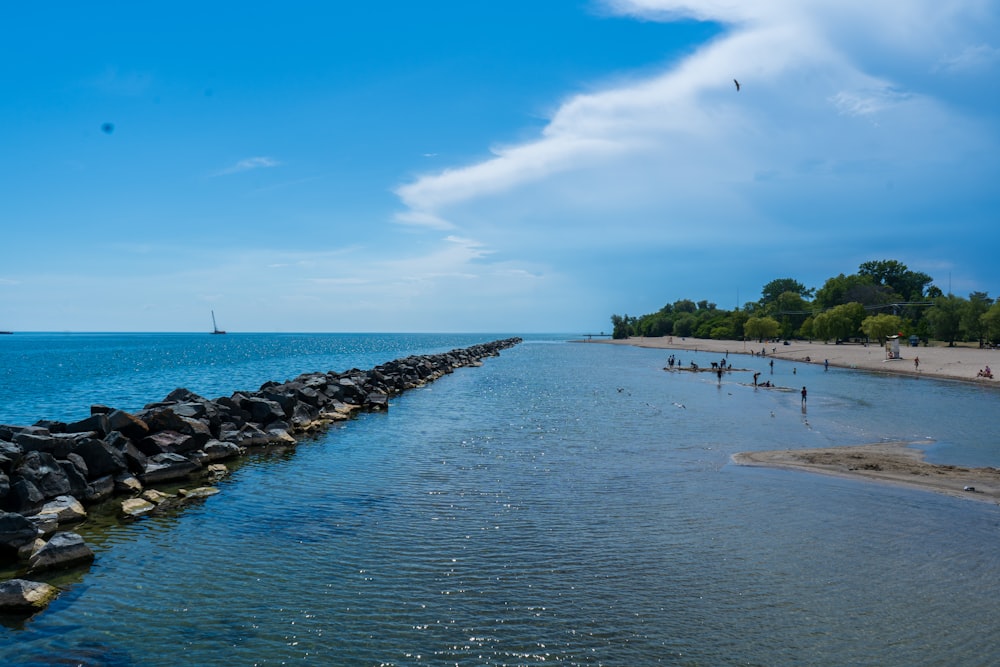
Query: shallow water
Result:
<box><xmin>2</xmin><ymin>335</ymin><xmax>999</xmax><ymax>665</ymax></box>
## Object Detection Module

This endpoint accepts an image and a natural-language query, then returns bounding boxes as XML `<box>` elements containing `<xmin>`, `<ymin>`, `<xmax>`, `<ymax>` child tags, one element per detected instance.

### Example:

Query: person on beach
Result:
<box><xmin>801</xmin><ymin>386</ymin><xmax>807</xmax><ymax>406</ymax></box>
<box><xmin>914</xmin><ymin>356</ymin><xmax>920</xmax><ymax>371</ymax></box>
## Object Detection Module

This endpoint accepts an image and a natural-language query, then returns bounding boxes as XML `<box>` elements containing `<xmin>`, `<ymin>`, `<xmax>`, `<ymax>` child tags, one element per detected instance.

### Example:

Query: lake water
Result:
<box><xmin>1</xmin><ymin>333</ymin><xmax>999</xmax><ymax>665</ymax></box>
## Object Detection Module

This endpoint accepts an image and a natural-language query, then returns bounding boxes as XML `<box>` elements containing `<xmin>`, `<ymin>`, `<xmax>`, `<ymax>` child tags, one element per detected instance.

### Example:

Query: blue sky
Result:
<box><xmin>2</xmin><ymin>1</ymin><xmax>998</xmax><ymax>333</ymax></box>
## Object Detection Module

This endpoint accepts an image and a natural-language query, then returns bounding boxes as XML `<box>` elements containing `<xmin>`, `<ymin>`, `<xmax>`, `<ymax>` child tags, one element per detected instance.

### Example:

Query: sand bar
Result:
<box><xmin>733</xmin><ymin>442</ymin><xmax>1000</xmax><ymax>504</ymax></box>
<box><xmin>594</xmin><ymin>336</ymin><xmax>999</xmax><ymax>385</ymax></box>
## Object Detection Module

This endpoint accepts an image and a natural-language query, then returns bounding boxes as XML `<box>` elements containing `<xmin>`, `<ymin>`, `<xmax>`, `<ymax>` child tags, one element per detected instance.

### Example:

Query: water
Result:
<box><xmin>1</xmin><ymin>334</ymin><xmax>1000</xmax><ymax>665</ymax></box>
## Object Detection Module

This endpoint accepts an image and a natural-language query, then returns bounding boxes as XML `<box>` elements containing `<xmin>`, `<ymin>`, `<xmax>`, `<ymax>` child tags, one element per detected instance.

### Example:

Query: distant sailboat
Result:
<box><xmin>211</xmin><ymin>310</ymin><xmax>226</xmax><ymax>335</ymax></box>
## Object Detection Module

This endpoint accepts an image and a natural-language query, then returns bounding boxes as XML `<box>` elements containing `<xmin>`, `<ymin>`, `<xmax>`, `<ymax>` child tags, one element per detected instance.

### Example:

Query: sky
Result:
<box><xmin>2</xmin><ymin>1</ymin><xmax>998</xmax><ymax>333</ymax></box>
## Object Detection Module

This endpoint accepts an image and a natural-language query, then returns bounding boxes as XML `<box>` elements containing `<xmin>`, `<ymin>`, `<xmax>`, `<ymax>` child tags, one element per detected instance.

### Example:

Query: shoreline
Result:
<box><xmin>732</xmin><ymin>442</ymin><xmax>1000</xmax><ymax>504</ymax></box>
<box><xmin>590</xmin><ymin>336</ymin><xmax>999</xmax><ymax>386</ymax></box>
<box><xmin>588</xmin><ymin>336</ymin><xmax>1000</xmax><ymax>503</ymax></box>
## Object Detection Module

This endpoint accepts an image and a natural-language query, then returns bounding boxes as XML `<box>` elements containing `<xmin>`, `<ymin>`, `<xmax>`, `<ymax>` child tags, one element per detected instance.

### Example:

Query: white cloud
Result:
<box><xmin>213</xmin><ymin>156</ymin><xmax>282</xmax><ymax>176</ymax></box>
<box><xmin>933</xmin><ymin>43</ymin><xmax>1000</xmax><ymax>73</ymax></box>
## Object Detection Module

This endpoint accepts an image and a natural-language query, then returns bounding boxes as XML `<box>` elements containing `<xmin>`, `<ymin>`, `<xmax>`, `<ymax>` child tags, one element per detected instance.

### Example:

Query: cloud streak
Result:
<box><xmin>213</xmin><ymin>156</ymin><xmax>282</xmax><ymax>177</ymax></box>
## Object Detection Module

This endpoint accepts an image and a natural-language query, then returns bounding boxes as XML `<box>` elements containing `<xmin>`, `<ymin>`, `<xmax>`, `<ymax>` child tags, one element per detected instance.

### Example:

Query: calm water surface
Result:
<box><xmin>1</xmin><ymin>334</ymin><xmax>999</xmax><ymax>665</ymax></box>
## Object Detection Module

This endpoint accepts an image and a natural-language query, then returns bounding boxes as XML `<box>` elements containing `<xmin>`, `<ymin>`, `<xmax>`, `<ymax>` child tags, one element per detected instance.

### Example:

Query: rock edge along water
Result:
<box><xmin>0</xmin><ymin>338</ymin><xmax>522</xmax><ymax>614</ymax></box>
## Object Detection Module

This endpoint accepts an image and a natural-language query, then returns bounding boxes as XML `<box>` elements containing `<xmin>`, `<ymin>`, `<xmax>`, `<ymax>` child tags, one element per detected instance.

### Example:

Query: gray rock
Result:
<box><xmin>6</xmin><ymin>479</ymin><xmax>45</xmax><ymax>514</ymax></box>
<box><xmin>73</xmin><ymin>438</ymin><xmax>127</xmax><ymax>478</ymax></box>
<box><xmin>31</xmin><ymin>495</ymin><xmax>86</xmax><ymax>525</ymax></box>
<box><xmin>15</xmin><ymin>451</ymin><xmax>71</xmax><ymax>500</ymax></box>
<box><xmin>0</xmin><ymin>578</ymin><xmax>59</xmax><ymax>613</ymax></box>
<box><xmin>84</xmin><ymin>475</ymin><xmax>115</xmax><ymax>503</ymax></box>
<box><xmin>202</xmin><ymin>439</ymin><xmax>242</xmax><ymax>462</ymax></box>
<box><xmin>107</xmin><ymin>409</ymin><xmax>150</xmax><ymax>440</ymax></box>
<box><xmin>0</xmin><ymin>511</ymin><xmax>39</xmax><ymax>558</ymax></box>
<box><xmin>63</xmin><ymin>413</ymin><xmax>110</xmax><ymax>437</ymax></box>
<box><xmin>138</xmin><ymin>430</ymin><xmax>199</xmax><ymax>456</ymax></box>
<box><xmin>140</xmin><ymin>453</ymin><xmax>200</xmax><ymax>485</ymax></box>
<box><xmin>120</xmin><ymin>497</ymin><xmax>156</xmax><ymax>518</ymax></box>
<box><xmin>27</xmin><ymin>531</ymin><xmax>95</xmax><ymax>573</ymax></box>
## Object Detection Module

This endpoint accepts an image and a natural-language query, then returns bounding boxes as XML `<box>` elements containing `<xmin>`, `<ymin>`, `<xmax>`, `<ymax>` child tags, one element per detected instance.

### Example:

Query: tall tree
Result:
<box><xmin>962</xmin><ymin>292</ymin><xmax>993</xmax><ymax>346</ymax></box>
<box><xmin>858</xmin><ymin>259</ymin><xmax>933</xmax><ymax>300</ymax></box>
<box><xmin>861</xmin><ymin>314</ymin><xmax>903</xmax><ymax>345</ymax></box>
<box><xmin>981</xmin><ymin>302</ymin><xmax>1000</xmax><ymax>345</ymax></box>
<box><xmin>926</xmin><ymin>295</ymin><xmax>965</xmax><ymax>346</ymax></box>
<box><xmin>761</xmin><ymin>278</ymin><xmax>813</xmax><ymax>305</ymax></box>
<box><xmin>744</xmin><ymin>316</ymin><xmax>780</xmax><ymax>342</ymax></box>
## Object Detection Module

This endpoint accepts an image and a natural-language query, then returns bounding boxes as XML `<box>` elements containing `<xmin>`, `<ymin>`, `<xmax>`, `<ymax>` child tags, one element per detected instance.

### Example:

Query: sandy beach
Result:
<box><xmin>592</xmin><ymin>336</ymin><xmax>1000</xmax><ymax>503</ymax></box>
<box><xmin>595</xmin><ymin>335</ymin><xmax>999</xmax><ymax>385</ymax></box>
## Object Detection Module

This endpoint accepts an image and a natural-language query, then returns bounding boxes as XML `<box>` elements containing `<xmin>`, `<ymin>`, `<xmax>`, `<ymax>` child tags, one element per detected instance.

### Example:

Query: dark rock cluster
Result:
<box><xmin>0</xmin><ymin>337</ymin><xmax>521</xmax><ymax>612</ymax></box>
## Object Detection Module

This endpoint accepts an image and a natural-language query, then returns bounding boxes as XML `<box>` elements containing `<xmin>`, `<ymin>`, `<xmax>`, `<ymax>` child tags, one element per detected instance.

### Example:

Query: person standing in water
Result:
<box><xmin>801</xmin><ymin>386</ymin><xmax>807</xmax><ymax>407</ymax></box>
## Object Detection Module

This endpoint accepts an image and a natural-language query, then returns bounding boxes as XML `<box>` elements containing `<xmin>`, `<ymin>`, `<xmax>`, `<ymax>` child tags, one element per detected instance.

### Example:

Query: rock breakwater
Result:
<box><xmin>0</xmin><ymin>337</ymin><xmax>521</xmax><ymax>613</ymax></box>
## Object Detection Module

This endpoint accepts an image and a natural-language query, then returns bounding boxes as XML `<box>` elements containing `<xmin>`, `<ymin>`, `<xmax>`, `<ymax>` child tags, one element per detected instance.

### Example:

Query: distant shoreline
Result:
<box><xmin>587</xmin><ymin>336</ymin><xmax>999</xmax><ymax>387</ymax></box>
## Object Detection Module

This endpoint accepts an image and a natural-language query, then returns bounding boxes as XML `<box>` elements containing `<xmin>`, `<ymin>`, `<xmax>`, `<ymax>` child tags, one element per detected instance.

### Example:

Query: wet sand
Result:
<box><xmin>733</xmin><ymin>442</ymin><xmax>1000</xmax><ymax>504</ymax></box>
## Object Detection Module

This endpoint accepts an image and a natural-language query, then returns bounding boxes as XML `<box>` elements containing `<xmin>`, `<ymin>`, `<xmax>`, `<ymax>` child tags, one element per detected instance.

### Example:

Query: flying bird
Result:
<box><xmin>733</xmin><ymin>79</ymin><xmax>740</xmax><ymax>92</ymax></box>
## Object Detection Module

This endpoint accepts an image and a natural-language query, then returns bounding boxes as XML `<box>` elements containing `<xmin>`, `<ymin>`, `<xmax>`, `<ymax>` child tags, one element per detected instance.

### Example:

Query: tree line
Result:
<box><xmin>611</xmin><ymin>260</ymin><xmax>1000</xmax><ymax>347</ymax></box>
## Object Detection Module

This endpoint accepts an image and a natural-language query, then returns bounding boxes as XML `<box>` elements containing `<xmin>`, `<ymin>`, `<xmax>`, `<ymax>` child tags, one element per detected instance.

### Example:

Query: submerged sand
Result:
<box><xmin>733</xmin><ymin>443</ymin><xmax>1000</xmax><ymax>504</ymax></box>
<box><xmin>590</xmin><ymin>336</ymin><xmax>1000</xmax><ymax>502</ymax></box>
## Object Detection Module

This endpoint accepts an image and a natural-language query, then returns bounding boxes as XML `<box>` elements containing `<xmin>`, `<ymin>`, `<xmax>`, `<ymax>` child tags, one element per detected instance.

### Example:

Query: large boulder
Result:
<box><xmin>58</xmin><ymin>458</ymin><xmax>89</xmax><ymax>499</ymax></box>
<box><xmin>240</xmin><ymin>396</ymin><xmax>287</xmax><ymax>426</ymax></box>
<box><xmin>13</xmin><ymin>430</ymin><xmax>79</xmax><ymax>458</ymax></box>
<box><xmin>202</xmin><ymin>440</ymin><xmax>242</xmax><ymax>462</ymax></box>
<box><xmin>84</xmin><ymin>475</ymin><xmax>115</xmax><ymax>504</ymax></box>
<box><xmin>6</xmin><ymin>479</ymin><xmax>45</xmax><ymax>514</ymax></box>
<box><xmin>138</xmin><ymin>430</ymin><xmax>200</xmax><ymax>456</ymax></box>
<box><xmin>62</xmin><ymin>413</ymin><xmax>110</xmax><ymax>437</ymax></box>
<box><xmin>106</xmin><ymin>410</ymin><xmax>149</xmax><ymax>440</ymax></box>
<box><xmin>30</xmin><ymin>495</ymin><xmax>86</xmax><ymax>525</ymax></box>
<box><xmin>135</xmin><ymin>407</ymin><xmax>189</xmax><ymax>434</ymax></box>
<box><xmin>0</xmin><ymin>511</ymin><xmax>39</xmax><ymax>559</ymax></box>
<box><xmin>140</xmin><ymin>453</ymin><xmax>200</xmax><ymax>485</ymax></box>
<box><xmin>0</xmin><ymin>579</ymin><xmax>59</xmax><ymax>613</ymax></box>
<box><xmin>27</xmin><ymin>531</ymin><xmax>95</xmax><ymax>573</ymax></box>
<box><xmin>14</xmin><ymin>451</ymin><xmax>72</xmax><ymax>500</ymax></box>
<box><xmin>72</xmin><ymin>438</ymin><xmax>127</xmax><ymax>478</ymax></box>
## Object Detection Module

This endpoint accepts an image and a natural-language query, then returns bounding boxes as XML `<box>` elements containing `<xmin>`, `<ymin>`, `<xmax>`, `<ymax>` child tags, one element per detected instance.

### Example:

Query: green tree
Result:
<box><xmin>761</xmin><ymin>278</ymin><xmax>813</xmax><ymax>305</ymax></box>
<box><xmin>926</xmin><ymin>295</ymin><xmax>965</xmax><ymax>345</ymax></box>
<box><xmin>812</xmin><ymin>302</ymin><xmax>865</xmax><ymax>342</ymax></box>
<box><xmin>861</xmin><ymin>314</ymin><xmax>903</xmax><ymax>345</ymax></box>
<box><xmin>610</xmin><ymin>314</ymin><xmax>634</xmax><ymax>339</ymax></box>
<box><xmin>744</xmin><ymin>316</ymin><xmax>781</xmax><ymax>342</ymax></box>
<box><xmin>814</xmin><ymin>273</ymin><xmax>874</xmax><ymax>309</ymax></box>
<box><xmin>673</xmin><ymin>313</ymin><xmax>697</xmax><ymax>337</ymax></box>
<box><xmin>673</xmin><ymin>299</ymin><xmax>697</xmax><ymax>313</ymax></box>
<box><xmin>981</xmin><ymin>302</ymin><xmax>1000</xmax><ymax>345</ymax></box>
<box><xmin>858</xmin><ymin>259</ymin><xmax>933</xmax><ymax>301</ymax></box>
<box><xmin>962</xmin><ymin>292</ymin><xmax>993</xmax><ymax>346</ymax></box>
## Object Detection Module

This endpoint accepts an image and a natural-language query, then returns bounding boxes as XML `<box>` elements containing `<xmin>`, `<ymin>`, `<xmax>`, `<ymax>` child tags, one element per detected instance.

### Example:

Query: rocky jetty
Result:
<box><xmin>0</xmin><ymin>337</ymin><xmax>521</xmax><ymax>613</ymax></box>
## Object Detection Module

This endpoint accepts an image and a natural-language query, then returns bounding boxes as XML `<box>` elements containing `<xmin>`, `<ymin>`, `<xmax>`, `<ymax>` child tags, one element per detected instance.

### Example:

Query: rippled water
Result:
<box><xmin>2</xmin><ymin>335</ymin><xmax>1000</xmax><ymax>665</ymax></box>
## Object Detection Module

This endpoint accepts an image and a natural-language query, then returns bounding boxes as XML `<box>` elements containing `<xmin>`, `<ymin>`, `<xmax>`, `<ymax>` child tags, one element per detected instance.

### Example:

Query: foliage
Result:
<box><xmin>926</xmin><ymin>295</ymin><xmax>964</xmax><ymax>345</ymax></box>
<box><xmin>609</xmin><ymin>259</ymin><xmax>992</xmax><ymax>347</ymax></box>
<box><xmin>981</xmin><ymin>302</ymin><xmax>1000</xmax><ymax>344</ymax></box>
<box><xmin>861</xmin><ymin>314</ymin><xmax>903</xmax><ymax>344</ymax></box>
<box><xmin>744</xmin><ymin>316</ymin><xmax>781</xmax><ymax>341</ymax></box>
